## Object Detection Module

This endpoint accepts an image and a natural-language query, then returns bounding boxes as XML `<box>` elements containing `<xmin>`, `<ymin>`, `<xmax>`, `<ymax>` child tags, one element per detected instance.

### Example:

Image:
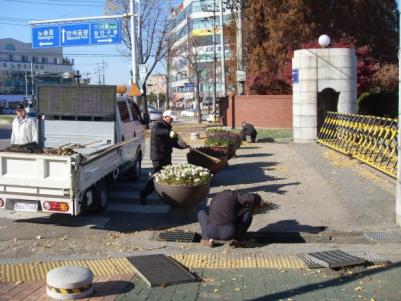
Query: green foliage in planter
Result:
<box><xmin>155</xmin><ymin>163</ymin><xmax>212</xmax><ymax>186</ymax></box>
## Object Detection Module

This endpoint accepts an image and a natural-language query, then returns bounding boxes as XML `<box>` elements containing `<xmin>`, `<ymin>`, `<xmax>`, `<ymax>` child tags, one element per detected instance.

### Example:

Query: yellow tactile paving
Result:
<box><xmin>0</xmin><ymin>253</ymin><xmax>305</xmax><ymax>283</ymax></box>
<box><xmin>0</xmin><ymin>257</ymin><xmax>134</xmax><ymax>283</ymax></box>
<box><xmin>171</xmin><ymin>253</ymin><xmax>305</xmax><ymax>269</ymax></box>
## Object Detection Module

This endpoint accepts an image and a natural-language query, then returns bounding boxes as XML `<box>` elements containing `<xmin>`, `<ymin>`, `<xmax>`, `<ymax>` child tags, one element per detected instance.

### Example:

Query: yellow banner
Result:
<box><xmin>192</xmin><ymin>28</ymin><xmax>221</xmax><ymax>37</ymax></box>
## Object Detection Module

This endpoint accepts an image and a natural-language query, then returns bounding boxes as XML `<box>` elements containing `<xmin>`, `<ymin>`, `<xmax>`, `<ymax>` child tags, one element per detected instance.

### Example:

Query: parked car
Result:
<box><xmin>1</xmin><ymin>108</ymin><xmax>16</xmax><ymax>114</ymax></box>
<box><xmin>181</xmin><ymin>109</ymin><xmax>198</xmax><ymax>117</ymax></box>
<box><xmin>206</xmin><ymin>114</ymin><xmax>220</xmax><ymax>123</ymax></box>
<box><xmin>148</xmin><ymin>108</ymin><xmax>162</xmax><ymax>122</ymax></box>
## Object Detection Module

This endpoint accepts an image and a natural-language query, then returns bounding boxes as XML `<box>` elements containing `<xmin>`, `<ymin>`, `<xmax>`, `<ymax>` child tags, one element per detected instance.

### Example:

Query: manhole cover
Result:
<box><xmin>303</xmin><ymin>250</ymin><xmax>365</xmax><ymax>269</ymax></box>
<box><xmin>128</xmin><ymin>254</ymin><xmax>196</xmax><ymax>287</ymax></box>
<box><xmin>149</xmin><ymin>230</ymin><xmax>200</xmax><ymax>243</ymax></box>
<box><xmin>364</xmin><ymin>232</ymin><xmax>401</xmax><ymax>241</ymax></box>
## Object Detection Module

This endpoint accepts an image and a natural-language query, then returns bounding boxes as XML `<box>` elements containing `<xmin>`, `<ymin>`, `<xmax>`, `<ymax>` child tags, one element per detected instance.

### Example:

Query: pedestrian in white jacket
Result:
<box><xmin>10</xmin><ymin>104</ymin><xmax>38</xmax><ymax>145</ymax></box>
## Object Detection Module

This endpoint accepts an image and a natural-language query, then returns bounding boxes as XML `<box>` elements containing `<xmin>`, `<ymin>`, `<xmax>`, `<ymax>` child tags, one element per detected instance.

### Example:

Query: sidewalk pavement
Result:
<box><xmin>1</xmin><ymin>140</ymin><xmax>401</xmax><ymax>300</ymax></box>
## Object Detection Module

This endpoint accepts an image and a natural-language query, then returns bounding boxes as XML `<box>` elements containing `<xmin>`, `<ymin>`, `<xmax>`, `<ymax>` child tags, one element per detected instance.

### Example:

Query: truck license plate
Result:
<box><xmin>14</xmin><ymin>202</ymin><xmax>38</xmax><ymax>212</ymax></box>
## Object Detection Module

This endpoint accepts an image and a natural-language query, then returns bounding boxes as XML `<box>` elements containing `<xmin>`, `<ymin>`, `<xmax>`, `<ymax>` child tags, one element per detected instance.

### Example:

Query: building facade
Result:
<box><xmin>169</xmin><ymin>0</ymin><xmax>231</xmax><ymax>108</ymax></box>
<box><xmin>0</xmin><ymin>38</ymin><xmax>74</xmax><ymax>107</ymax></box>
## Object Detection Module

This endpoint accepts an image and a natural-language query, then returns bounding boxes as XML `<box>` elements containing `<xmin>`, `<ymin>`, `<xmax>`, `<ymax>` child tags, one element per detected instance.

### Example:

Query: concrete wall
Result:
<box><xmin>292</xmin><ymin>48</ymin><xmax>357</xmax><ymax>143</ymax></box>
<box><xmin>221</xmin><ymin>95</ymin><xmax>292</xmax><ymax>128</ymax></box>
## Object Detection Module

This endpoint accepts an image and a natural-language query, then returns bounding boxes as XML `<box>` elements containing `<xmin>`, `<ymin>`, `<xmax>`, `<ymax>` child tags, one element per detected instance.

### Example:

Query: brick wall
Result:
<box><xmin>220</xmin><ymin>95</ymin><xmax>293</xmax><ymax>128</ymax></box>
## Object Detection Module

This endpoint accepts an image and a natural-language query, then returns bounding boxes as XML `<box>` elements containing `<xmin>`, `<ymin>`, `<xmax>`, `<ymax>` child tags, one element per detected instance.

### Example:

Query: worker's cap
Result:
<box><xmin>162</xmin><ymin>110</ymin><xmax>177</xmax><ymax>120</ymax></box>
<box><xmin>16</xmin><ymin>104</ymin><xmax>25</xmax><ymax>111</ymax></box>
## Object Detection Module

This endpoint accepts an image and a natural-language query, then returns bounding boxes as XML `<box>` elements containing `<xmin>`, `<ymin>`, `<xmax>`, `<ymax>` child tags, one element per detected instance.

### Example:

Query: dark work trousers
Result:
<box><xmin>197</xmin><ymin>205</ymin><xmax>253</xmax><ymax>241</ymax></box>
<box><xmin>141</xmin><ymin>159</ymin><xmax>171</xmax><ymax>196</ymax></box>
<box><xmin>240</xmin><ymin>131</ymin><xmax>257</xmax><ymax>143</ymax></box>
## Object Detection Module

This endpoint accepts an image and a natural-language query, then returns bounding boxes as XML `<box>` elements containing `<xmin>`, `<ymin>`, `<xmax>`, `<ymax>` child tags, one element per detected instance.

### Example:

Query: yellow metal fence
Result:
<box><xmin>317</xmin><ymin>112</ymin><xmax>398</xmax><ymax>178</ymax></box>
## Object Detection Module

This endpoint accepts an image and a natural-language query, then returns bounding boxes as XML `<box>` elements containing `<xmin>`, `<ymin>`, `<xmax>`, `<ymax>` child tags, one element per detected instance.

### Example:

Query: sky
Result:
<box><xmin>0</xmin><ymin>0</ymin><xmax>145</xmax><ymax>85</ymax></box>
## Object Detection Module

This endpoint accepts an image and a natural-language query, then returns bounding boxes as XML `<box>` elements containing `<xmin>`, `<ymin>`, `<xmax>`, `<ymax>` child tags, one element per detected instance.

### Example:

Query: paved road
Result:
<box><xmin>0</xmin><ymin>123</ymin><xmax>11</xmax><ymax>149</ymax></box>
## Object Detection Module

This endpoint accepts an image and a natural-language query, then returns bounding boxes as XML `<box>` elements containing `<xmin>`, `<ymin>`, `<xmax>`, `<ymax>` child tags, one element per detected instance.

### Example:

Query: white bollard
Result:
<box><xmin>46</xmin><ymin>266</ymin><xmax>94</xmax><ymax>300</ymax></box>
<box><xmin>190</xmin><ymin>132</ymin><xmax>200</xmax><ymax>141</ymax></box>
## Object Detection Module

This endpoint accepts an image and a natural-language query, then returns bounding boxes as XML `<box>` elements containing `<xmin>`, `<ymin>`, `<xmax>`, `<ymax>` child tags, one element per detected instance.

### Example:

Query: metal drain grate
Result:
<box><xmin>346</xmin><ymin>251</ymin><xmax>389</xmax><ymax>265</ymax></box>
<box><xmin>302</xmin><ymin>250</ymin><xmax>365</xmax><ymax>269</ymax></box>
<box><xmin>298</xmin><ymin>250</ymin><xmax>388</xmax><ymax>269</ymax></box>
<box><xmin>297</xmin><ymin>253</ymin><xmax>325</xmax><ymax>269</ymax></box>
<box><xmin>128</xmin><ymin>254</ymin><xmax>196</xmax><ymax>287</ymax></box>
<box><xmin>364</xmin><ymin>232</ymin><xmax>401</xmax><ymax>241</ymax></box>
<box><xmin>149</xmin><ymin>230</ymin><xmax>201</xmax><ymax>243</ymax></box>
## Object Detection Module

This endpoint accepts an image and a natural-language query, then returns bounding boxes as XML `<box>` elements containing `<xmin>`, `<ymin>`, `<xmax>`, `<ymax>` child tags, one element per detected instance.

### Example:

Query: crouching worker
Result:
<box><xmin>197</xmin><ymin>190</ymin><xmax>263</xmax><ymax>247</ymax></box>
<box><xmin>240</xmin><ymin>122</ymin><xmax>257</xmax><ymax>143</ymax></box>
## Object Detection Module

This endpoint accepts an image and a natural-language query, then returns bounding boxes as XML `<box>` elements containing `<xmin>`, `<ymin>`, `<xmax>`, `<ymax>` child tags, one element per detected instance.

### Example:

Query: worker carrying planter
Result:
<box><xmin>197</xmin><ymin>190</ymin><xmax>263</xmax><ymax>247</ymax></box>
<box><xmin>140</xmin><ymin>110</ymin><xmax>187</xmax><ymax>204</ymax></box>
<box><xmin>240</xmin><ymin>122</ymin><xmax>257</xmax><ymax>143</ymax></box>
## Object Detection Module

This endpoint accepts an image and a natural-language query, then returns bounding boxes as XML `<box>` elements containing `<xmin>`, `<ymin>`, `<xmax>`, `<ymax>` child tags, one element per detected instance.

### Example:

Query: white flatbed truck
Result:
<box><xmin>0</xmin><ymin>85</ymin><xmax>146</xmax><ymax>215</ymax></box>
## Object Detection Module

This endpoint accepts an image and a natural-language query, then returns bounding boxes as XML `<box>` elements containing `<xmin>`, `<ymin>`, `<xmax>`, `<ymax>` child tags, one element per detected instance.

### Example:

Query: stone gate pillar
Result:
<box><xmin>292</xmin><ymin>48</ymin><xmax>357</xmax><ymax>143</ymax></box>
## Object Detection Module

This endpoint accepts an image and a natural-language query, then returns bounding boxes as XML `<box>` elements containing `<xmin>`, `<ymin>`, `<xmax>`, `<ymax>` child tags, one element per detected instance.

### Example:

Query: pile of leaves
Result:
<box><xmin>155</xmin><ymin>163</ymin><xmax>212</xmax><ymax>186</ymax></box>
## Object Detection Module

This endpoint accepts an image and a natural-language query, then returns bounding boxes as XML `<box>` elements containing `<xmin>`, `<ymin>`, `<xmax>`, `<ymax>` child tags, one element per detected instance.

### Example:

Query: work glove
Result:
<box><xmin>170</xmin><ymin>131</ymin><xmax>177</xmax><ymax>139</ymax></box>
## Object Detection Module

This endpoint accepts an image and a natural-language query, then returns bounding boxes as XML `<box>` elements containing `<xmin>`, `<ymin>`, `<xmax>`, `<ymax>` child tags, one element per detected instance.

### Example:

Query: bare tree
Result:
<box><xmin>105</xmin><ymin>0</ymin><xmax>172</xmax><ymax>112</ymax></box>
<box><xmin>173</xmin><ymin>34</ymin><xmax>208</xmax><ymax>124</ymax></box>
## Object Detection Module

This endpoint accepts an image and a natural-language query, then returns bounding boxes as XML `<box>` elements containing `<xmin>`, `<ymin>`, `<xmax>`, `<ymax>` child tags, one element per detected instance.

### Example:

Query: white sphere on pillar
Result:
<box><xmin>318</xmin><ymin>35</ymin><xmax>331</xmax><ymax>48</ymax></box>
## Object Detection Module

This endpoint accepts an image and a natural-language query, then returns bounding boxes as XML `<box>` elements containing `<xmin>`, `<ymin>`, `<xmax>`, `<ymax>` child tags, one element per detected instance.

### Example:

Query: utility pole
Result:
<box><xmin>236</xmin><ymin>0</ymin><xmax>245</xmax><ymax>95</ymax></box>
<box><xmin>201</xmin><ymin>0</ymin><xmax>218</xmax><ymax>119</ymax></box>
<box><xmin>102</xmin><ymin>57</ymin><xmax>106</xmax><ymax>85</ymax></box>
<box><xmin>130</xmin><ymin>0</ymin><xmax>139</xmax><ymax>105</ymax></box>
<box><xmin>24</xmin><ymin>71</ymin><xmax>28</xmax><ymax>98</ymax></box>
<box><xmin>30</xmin><ymin>62</ymin><xmax>34</xmax><ymax>97</ymax></box>
<box><xmin>219</xmin><ymin>0</ymin><xmax>226</xmax><ymax>97</ymax></box>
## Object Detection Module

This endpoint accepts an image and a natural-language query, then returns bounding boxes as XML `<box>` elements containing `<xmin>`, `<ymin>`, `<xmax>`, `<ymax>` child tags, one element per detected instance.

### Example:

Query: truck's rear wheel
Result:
<box><xmin>93</xmin><ymin>179</ymin><xmax>109</xmax><ymax>211</ymax></box>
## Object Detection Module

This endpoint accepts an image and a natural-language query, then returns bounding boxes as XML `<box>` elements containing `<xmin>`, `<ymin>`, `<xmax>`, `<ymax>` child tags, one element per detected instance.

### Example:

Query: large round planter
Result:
<box><xmin>186</xmin><ymin>147</ymin><xmax>228</xmax><ymax>174</ymax></box>
<box><xmin>154</xmin><ymin>181</ymin><xmax>210</xmax><ymax>208</ymax></box>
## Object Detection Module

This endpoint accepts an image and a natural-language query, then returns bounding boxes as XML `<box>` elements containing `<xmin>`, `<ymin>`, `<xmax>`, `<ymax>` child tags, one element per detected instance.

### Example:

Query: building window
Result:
<box><xmin>32</xmin><ymin>57</ymin><xmax>38</xmax><ymax>63</ymax></box>
<box><xmin>40</xmin><ymin>65</ymin><xmax>44</xmax><ymax>69</ymax></box>
<box><xmin>53</xmin><ymin>58</ymin><xmax>57</xmax><ymax>64</ymax></box>
<box><xmin>42</xmin><ymin>57</ymin><xmax>48</xmax><ymax>64</ymax></box>
<box><xmin>21</xmin><ymin>55</ymin><xmax>27</xmax><ymax>62</ymax></box>
<box><xmin>35</xmin><ymin>65</ymin><xmax>38</xmax><ymax>69</ymax></box>
<box><xmin>9</xmin><ymin>54</ymin><xmax>13</xmax><ymax>61</ymax></box>
<box><xmin>23</xmin><ymin>64</ymin><xmax>27</xmax><ymax>68</ymax></box>
<box><xmin>17</xmin><ymin>64</ymin><xmax>21</xmax><ymax>69</ymax></box>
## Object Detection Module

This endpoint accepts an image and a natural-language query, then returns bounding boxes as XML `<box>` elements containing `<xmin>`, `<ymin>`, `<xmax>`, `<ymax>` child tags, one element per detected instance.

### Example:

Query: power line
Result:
<box><xmin>0</xmin><ymin>0</ymin><xmax>104</xmax><ymax>7</ymax></box>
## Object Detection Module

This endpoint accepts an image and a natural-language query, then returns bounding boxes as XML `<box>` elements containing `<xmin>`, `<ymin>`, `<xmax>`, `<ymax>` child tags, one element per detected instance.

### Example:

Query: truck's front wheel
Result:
<box><xmin>131</xmin><ymin>158</ymin><xmax>142</xmax><ymax>181</ymax></box>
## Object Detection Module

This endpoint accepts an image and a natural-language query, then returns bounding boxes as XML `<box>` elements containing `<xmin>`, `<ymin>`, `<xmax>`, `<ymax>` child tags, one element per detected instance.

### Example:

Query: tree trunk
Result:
<box><xmin>195</xmin><ymin>75</ymin><xmax>202</xmax><ymax>124</ymax></box>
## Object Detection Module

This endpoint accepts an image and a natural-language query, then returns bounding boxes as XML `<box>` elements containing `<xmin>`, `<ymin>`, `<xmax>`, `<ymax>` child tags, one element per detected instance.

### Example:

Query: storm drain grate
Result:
<box><xmin>128</xmin><ymin>254</ymin><xmax>196</xmax><ymax>287</ymax></box>
<box><xmin>149</xmin><ymin>230</ymin><xmax>201</xmax><ymax>243</ymax></box>
<box><xmin>298</xmin><ymin>250</ymin><xmax>388</xmax><ymax>269</ymax></box>
<box><xmin>364</xmin><ymin>232</ymin><xmax>401</xmax><ymax>241</ymax></box>
<box><xmin>297</xmin><ymin>253</ymin><xmax>325</xmax><ymax>269</ymax></box>
<box><xmin>301</xmin><ymin>250</ymin><xmax>365</xmax><ymax>269</ymax></box>
<box><xmin>346</xmin><ymin>251</ymin><xmax>389</xmax><ymax>265</ymax></box>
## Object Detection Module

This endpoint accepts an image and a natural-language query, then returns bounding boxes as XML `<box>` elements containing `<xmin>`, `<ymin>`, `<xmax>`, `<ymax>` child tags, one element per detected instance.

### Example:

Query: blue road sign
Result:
<box><xmin>61</xmin><ymin>23</ymin><xmax>90</xmax><ymax>47</ymax></box>
<box><xmin>90</xmin><ymin>21</ymin><xmax>121</xmax><ymax>45</ymax></box>
<box><xmin>32</xmin><ymin>26</ymin><xmax>60</xmax><ymax>48</ymax></box>
<box><xmin>292</xmin><ymin>69</ymin><xmax>299</xmax><ymax>84</ymax></box>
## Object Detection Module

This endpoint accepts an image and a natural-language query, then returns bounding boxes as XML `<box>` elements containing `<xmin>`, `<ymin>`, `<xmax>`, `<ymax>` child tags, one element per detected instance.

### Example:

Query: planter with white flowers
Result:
<box><xmin>154</xmin><ymin>163</ymin><xmax>212</xmax><ymax>207</ymax></box>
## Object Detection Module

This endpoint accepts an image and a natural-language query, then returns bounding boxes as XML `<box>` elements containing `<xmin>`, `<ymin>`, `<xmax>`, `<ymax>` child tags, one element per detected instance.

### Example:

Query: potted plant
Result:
<box><xmin>154</xmin><ymin>164</ymin><xmax>212</xmax><ymax>207</ymax></box>
<box><xmin>187</xmin><ymin>146</ymin><xmax>228</xmax><ymax>174</ymax></box>
<box><xmin>206</xmin><ymin>127</ymin><xmax>242</xmax><ymax>156</ymax></box>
